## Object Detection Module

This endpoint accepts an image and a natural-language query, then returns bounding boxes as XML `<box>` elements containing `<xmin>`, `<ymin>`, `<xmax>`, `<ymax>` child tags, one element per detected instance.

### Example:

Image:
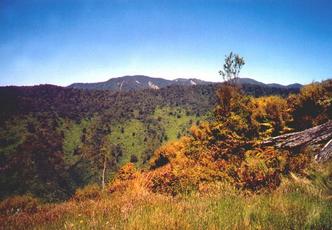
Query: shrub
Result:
<box><xmin>287</xmin><ymin>148</ymin><xmax>312</xmax><ymax>173</ymax></box>
<box><xmin>252</xmin><ymin>95</ymin><xmax>291</xmax><ymax>137</ymax></box>
<box><xmin>109</xmin><ymin>163</ymin><xmax>137</xmax><ymax>193</ymax></box>
<box><xmin>149</xmin><ymin>137</ymin><xmax>190</xmax><ymax>169</ymax></box>
<box><xmin>130</xmin><ymin>154</ymin><xmax>138</xmax><ymax>163</ymax></box>
<box><xmin>289</xmin><ymin>80</ymin><xmax>332</xmax><ymax>130</ymax></box>
<box><xmin>0</xmin><ymin>195</ymin><xmax>40</xmax><ymax>215</ymax></box>
<box><xmin>116</xmin><ymin>163</ymin><xmax>137</xmax><ymax>181</ymax></box>
<box><xmin>236</xmin><ymin>147</ymin><xmax>287</xmax><ymax>191</ymax></box>
<box><xmin>215</xmin><ymin>85</ymin><xmax>259</xmax><ymax>139</ymax></box>
<box><xmin>73</xmin><ymin>184</ymin><xmax>101</xmax><ymax>201</ymax></box>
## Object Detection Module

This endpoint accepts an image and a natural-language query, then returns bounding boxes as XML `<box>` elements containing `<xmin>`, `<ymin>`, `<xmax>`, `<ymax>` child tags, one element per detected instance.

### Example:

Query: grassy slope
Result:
<box><xmin>108</xmin><ymin>119</ymin><xmax>147</xmax><ymax>166</ymax></box>
<box><xmin>106</xmin><ymin>106</ymin><xmax>209</xmax><ymax>166</ymax></box>
<box><xmin>61</xmin><ymin>118</ymin><xmax>91</xmax><ymax>165</ymax></box>
<box><xmin>0</xmin><ymin>106</ymin><xmax>205</xmax><ymax>170</ymax></box>
<box><xmin>0</xmin><ymin>116</ymin><xmax>28</xmax><ymax>157</ymax></box>
<box><xmin>153</xmin><ymin>106</ymin><xmax>205</xmax><ymax>142</ymax></box>
<box><xmin>3</xmin><ymin>162</ymin><xmax>332</xmax><ymax>229</ymax></box>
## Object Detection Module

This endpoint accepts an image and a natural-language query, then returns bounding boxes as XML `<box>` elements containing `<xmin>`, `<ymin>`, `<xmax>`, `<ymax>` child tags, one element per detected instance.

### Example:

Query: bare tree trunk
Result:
<box><xmin>315</xmin><ymin>139</ymin><xmax>332</xmax><ymax>162</ymax></box>
<box><xmin>102</xmin><ymin>154</ymin><xmax>107</xmax><ymax>190</ymax></box>
<box><xmin>262</xmin><ymin>120</ymin><xmax>332</xmax><ymax>162</ymax></box>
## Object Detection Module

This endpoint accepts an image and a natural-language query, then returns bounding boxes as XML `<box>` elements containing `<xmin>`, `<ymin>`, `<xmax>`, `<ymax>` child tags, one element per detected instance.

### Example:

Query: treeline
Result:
<box><xmin>0</xmin><ymin>83</ymin><xmax>300</xmax><ymax>123</ymax></box>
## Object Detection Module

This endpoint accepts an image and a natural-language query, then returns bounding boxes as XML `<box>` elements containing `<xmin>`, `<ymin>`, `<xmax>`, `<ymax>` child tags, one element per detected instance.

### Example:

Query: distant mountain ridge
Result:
<box><xmin>68</xmin><ymin>75</ymin><xmax>302</xmax><ymax>91</ymax></box>
<box><xmin>237</xmin><ymin>78</ymin><xmax>303</xmax><ymax>89</ymax></box>
<box><xmin>68</xmin><ymin>75</ymin><xmax>212</xmax><ymax>91</ymax></box>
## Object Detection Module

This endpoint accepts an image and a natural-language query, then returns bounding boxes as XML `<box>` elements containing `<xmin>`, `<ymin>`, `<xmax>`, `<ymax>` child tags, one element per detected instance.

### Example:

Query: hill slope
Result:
<box><xmin>0</xmin><ymin>82</ymin><xmax>302</xmax><ymax>201</ymax></box>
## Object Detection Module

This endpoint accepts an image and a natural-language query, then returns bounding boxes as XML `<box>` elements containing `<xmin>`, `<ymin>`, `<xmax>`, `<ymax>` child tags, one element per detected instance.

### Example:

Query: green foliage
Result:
<box><xmin>219</xmin><ymin>52</ymin><xmax>245</xmax><ymax>84</ymax></box>
<box><xmin>61</xmin><ymin>118</ymin><xmax>91</xmax><ymax>165</ymax></box>
<box><xmin>0</xmin><ymin>116</ymin><xmax>31</xmax><ymax>157</ymax></box>
<box><xmin>0</xmin><ymin>114</ymin><xmax>79</xmax><ymax>201</ymax></box>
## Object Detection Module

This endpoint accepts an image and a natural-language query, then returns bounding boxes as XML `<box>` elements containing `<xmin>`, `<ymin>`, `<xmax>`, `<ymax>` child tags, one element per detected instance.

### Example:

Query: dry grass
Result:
<box><xmin>1</xmin><ymin>162</ymin><xmax>332</xmax><ymax>230</ymax></box>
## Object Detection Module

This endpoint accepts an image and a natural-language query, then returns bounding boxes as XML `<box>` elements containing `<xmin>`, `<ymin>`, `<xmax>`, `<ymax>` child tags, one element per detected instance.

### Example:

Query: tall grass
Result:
<box><xmin>1</xmin><ymin>163</ymin><xmax>332</xmax><ymax>230</ymax></box>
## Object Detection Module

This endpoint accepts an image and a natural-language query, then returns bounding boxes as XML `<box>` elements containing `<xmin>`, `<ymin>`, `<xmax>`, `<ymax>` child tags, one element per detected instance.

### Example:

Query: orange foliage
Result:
<box><xmin>73</xmin><ymin>184</ymin><xmax>101</xmax><ymax>201</ymax></box>
<box><xmin>149</xmin><ymin>137</ymin><xmax>191</xmax><ymax>169</ymax></box>
<box><xmin>252</xmin><ymin>96</ymin><xmax>291</xmax><ymax>137</ymax></box>
<box><xmin>215</xmin><ymin>85</ymin><xmax>259</xmax><ymax>139</ymax></box>
<box><xmin>236</xmin><ymin>147</ymin><xmax>288</xmax><ymax>191</ymax></box>
<box><xmin>108</xmin><ymin>163</ymin><xmax>138</xmax><ymax>193</ymax></box>
<box><xmin>115</xmin><ymin>162</ymin><xmax>137</xmax><ymax>181</ymax></box>
<box><xmin>289</xmin><ymin>80</ymin><xmax>332</xmax><ymax>130</ymax></box>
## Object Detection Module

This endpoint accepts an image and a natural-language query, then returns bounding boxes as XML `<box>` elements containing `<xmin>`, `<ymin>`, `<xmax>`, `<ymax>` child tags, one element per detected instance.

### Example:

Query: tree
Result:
<box><xmin>130</xmin><ymin>154</ymin><xmax>138</xmax><ymax>163</ymax></box>
<box><xmin>216</xmin><ymin>52</ymin><xmax>246</xmax><ymax>118</ymax></box>
<box><xmin>99</xmin><ymin>137</ymin><xmax>113</xmax><ymax>190</ymax></box>
<box><xmin>215</xmin><ymin>53</ymin><xmax>260</xmax><ymax>138</ymax></box>
<box><xmin>219</xmin><ymin>52</ymin><xmax>245</xmax><ymax>85</ymax></box>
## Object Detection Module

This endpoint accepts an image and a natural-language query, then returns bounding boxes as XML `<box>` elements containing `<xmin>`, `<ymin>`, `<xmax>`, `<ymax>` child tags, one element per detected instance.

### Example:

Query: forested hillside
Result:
<box><xmin>0</xmin><ymin>81</ymin><xmax>302</xmax><ymax>201</ymax></box>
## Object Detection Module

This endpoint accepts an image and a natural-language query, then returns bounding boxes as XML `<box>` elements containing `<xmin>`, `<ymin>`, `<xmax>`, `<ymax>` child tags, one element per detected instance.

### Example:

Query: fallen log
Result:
<box><xmin>262</xmin><ymin>120</ymin><xmax>332</xmax><ymax>162</ymax></box>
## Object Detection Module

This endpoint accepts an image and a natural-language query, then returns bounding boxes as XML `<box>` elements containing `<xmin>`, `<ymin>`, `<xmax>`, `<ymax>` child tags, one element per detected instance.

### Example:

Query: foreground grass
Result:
<box><xmin>2</xmin><ymin>170</ymin><xmax>332</xmax><ymax>230</ymax></box>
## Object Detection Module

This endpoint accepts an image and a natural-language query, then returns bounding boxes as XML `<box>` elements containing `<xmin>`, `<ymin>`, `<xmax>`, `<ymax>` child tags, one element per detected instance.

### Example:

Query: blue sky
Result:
<box><xmin>0</xmin><ymin>0</ymin><xmax>331</xmax><ymax>86</ymax></box>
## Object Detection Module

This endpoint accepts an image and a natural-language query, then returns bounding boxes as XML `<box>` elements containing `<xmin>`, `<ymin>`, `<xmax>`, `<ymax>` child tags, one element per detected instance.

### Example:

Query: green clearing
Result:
<box><xmin>61</xmin><ymin>118</ymin><xmax>91</xmax><ymax>165</ymax></box>
<box><xmin>108</xmin><ymin>119</ymin><xmax>147</xmax><ymax>166</ymax></box>
<box><xmin>152</xmin><ymin>106</ymin><xmax>207</xmax><ymax>142</ymax></box>
<box><xmin>0</xmin><ymin>117</ymin><xmax>28</xmax><ymax>157</ymax></box>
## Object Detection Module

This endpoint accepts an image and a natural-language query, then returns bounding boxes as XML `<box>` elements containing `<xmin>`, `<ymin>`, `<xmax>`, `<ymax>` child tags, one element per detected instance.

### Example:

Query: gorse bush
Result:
<box><xmin>252</xmin><ymin>95</ymin><xmax>291</xmax><ymax>137</ymax></box>
<box><xmin>215</xmin><ymin>85</ymin><xmax>259</xmax><ymax>139</ymax></box>
<box><xmin>108</xmin><ymin>163</ymin><xmax>138</xmax><ymax>193</ymax></box>
<box><xmin>147</xmin><ymin>135</ymin><xmax>299</xmax><ymax>194</ymax></box>
<box><xmin>115</xmin><ymin>162</ymin><xmax>137</xmax><ymax>181</ymax></box>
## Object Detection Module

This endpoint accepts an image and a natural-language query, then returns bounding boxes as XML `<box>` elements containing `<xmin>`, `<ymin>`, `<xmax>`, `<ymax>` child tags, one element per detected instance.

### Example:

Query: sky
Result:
<box><xmin>0</xmin><ymin>0</ymin><xmax>331</xmax><ymax>86</ymax></box>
